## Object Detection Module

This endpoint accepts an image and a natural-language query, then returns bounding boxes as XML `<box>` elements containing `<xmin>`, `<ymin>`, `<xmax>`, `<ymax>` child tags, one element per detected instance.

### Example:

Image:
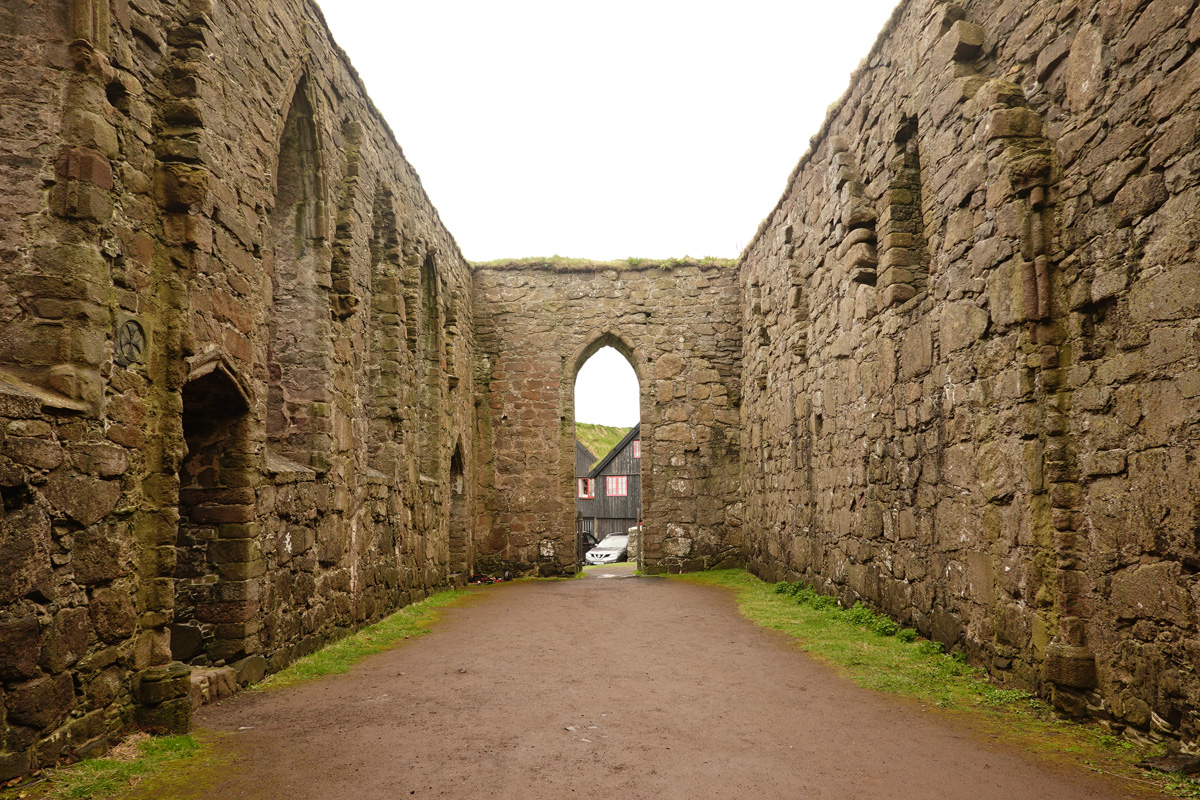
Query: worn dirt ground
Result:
<box><xmin>172</xmin><ymin>568</ymin><xmax>1161</xmax><ymax>799</ymax></box>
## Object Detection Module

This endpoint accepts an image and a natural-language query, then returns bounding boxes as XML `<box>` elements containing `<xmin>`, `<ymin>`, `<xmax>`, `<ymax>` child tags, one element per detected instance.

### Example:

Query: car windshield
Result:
<box><xmin>595</xmin><ymin>535</ymin><xmax>628</xmax><ymax>548</ymax></box>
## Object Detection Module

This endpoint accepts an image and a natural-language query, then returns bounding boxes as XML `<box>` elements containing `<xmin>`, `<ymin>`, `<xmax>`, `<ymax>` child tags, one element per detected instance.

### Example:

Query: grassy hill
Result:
<box><xmin>575</xmin><ymin>422</ymin><xmax>632</xmax><ymax>468</ymax></box>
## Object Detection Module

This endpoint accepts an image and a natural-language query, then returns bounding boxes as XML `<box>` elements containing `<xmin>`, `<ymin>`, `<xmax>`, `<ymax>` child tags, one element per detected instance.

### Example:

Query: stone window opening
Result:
<box><xmin>266</xmin><ymin>78</ymin><xmax>334</xmax><ymax>472</ymax></box>
<box><xmin>417</xmin><ymin>248</ymin><xmax>444</xmax><ymax>481</ymax></box>
<box><xmin>877</xmin><ymin>114</ymin><xmax>930</xmax><ymax>308</ymax></box>
<box><xmin>366</xmin><ymin>186</ymin><xmax>406</xmax><ymax>475</ymax></box>
<box><xmin>448</xmin><ymin>443</ymin><xmax>469</xmax><ymax>583</ymax></box>
<box><xmin>173</xmin><ymin>353</ymin><xmax>254</xmax><ymax>666</ymax></box>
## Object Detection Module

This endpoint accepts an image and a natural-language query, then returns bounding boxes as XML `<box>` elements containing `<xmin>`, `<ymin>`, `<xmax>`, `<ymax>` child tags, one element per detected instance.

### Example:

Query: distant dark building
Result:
<box><xmin>576</xmin><ymin>425</ymin><xmax>642</xmax><ymax>543</ymax></box>
<box><xmin>574</xmin><ymin>439</ymin><xmax>597</xmax><ymax>549</ymax></box>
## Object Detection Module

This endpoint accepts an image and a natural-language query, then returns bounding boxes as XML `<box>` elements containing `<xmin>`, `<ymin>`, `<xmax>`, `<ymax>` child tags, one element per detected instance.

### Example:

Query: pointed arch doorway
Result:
<box><xmin>572</xmin><ymin>334</ymin><xmax>642</xmax><ymax>569</ymax></box>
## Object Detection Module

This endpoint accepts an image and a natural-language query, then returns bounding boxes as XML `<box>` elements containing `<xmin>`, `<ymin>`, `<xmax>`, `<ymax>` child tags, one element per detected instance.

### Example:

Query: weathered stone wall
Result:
<box><xmin>741</xmin><ymin>0</ymin><xmax>1200</xmax><ymax>742</ymax></box>
<box><xmin>473</xmin><ymin>261</ymin><xmax>743</xmax><ymax>575</ymax></box>
<box><xmin>0</xmin><ymin>0</ymin><xmax>474</xmax><ymax>777</ymax></box>
<box><xmin>6</xmin><ymin>0</ymin><xmax>1200</xmax><ymax>780</ymax></box>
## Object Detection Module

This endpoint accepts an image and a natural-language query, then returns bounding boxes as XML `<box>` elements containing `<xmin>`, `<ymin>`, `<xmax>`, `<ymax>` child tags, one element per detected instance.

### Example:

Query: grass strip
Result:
<box><xmin>1</xmin><ymin>733</ymin><xmax>203</xmax><ymax>800</ymax></box>
<box><xmin>1</xmin><ymin>590</ymin><xmax>469</xmax><ymax>800</ymax></box>
<box><xmin>256</xmin><ymin>587</ymin><xmax>471</xmax><ymax>690</ymax></box>
<box><xmin>671</xmin><ymin>568</ymin><xmax>1197</xmax><ymax>798</ymax></box>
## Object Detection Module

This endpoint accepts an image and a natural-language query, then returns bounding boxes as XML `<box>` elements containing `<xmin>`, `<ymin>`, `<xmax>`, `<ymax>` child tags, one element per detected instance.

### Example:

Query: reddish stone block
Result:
<box><xmin>55</xmin><ymin>147</ymin><xmax>113</xmax><ymax>189</ymax></box>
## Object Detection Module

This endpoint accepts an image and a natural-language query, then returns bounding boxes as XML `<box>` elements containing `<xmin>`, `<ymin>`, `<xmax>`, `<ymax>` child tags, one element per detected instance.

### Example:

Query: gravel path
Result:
<box><xmin>185</xmin><ymin>567</ymin><xmax>1161</xmax><ymax>799</ymax></box>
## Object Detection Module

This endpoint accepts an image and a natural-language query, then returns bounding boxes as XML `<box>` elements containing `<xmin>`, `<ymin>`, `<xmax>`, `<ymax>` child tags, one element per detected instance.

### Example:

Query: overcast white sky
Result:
<box><xmin>316</xmin><ymin>0</ymin><xmax>901</xmax><ymax>424</ymax></box>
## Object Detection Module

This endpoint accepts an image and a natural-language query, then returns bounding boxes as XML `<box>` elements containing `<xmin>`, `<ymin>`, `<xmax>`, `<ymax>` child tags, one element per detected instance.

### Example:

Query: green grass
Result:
<box><xmin>255</xmin><ymin>587</ymin><xmax>471</xmax><ymax>690</ymax></box>
<box><xmin>471</xmin><ymin>256</ymin><xmax>737</xmax><ymax>270</ymax></box>
<box><xmin>1</xmin><ymin>591</ymin><xmax>473</xmax><ymax>799</ymax></box>
<box><xmin>671</xmin><ymin>569</ymin><xmax>1195</xmax><ymax>798</ymax></box>
<box><xmin>0</xmin><ymin>734</ymin><xmax>203</xmax><ymax>800</ymax></box>
<box><xmin>575</xmin><ymin>422</ymin><xmax>632</xmax><ymax>467</ymax></box>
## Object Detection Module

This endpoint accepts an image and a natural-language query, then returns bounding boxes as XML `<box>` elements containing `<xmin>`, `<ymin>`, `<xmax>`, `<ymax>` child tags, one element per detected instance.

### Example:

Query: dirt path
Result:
<box><xmin>177</xmin><ymin>568</ymin><xmax>1160</xmax><ymax>799</ymax></box>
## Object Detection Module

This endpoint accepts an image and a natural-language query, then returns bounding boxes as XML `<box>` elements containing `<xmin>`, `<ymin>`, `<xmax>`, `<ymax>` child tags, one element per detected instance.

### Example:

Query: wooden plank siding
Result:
<box><xmin>575</xmin><ymin>440</ymin><xmax>595</xmax><ymax>478</ymax></box>
<box><xmin>581</xmin><ymin>425</ymin><xmax>641</xmax><ymax>529</ymax></box>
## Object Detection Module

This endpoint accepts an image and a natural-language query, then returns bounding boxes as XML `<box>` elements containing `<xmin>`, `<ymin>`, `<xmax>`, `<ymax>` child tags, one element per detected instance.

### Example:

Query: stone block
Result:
<box><xmin>1081</xmin><ymin>449</ymin><xmax>1126</xmax><ymax>477</ymax></box>
<box><xmin>983</xmin><ymin>107</ymin><xmax>1043</xmax><ymax>140</ymax></box>
<box><xmin>843</xmin><ymin>241</ymin><xmax>878</xmax><ymax>270</ymax></box>
<box><xmin>232</xmin><ymin>654</ymin><xmax>267</xmax><ymax>686</ymax></box>
<box><xmin>41</xmin><ymin>472</ymin><xmax>122</xmax><ymax>526</ymax></box>
<box><xmin>940</xmin><ymin>20</ymin><xmax>985</xmax><ymax>63</ymax></box>
<box><xmin>62</xmin><ymin>110</ymin><xmax>119</xmax><ymax>158</ymax></box>
<box><xmin>1065</xmin><ymin>24</ymin><xmax>1103</xmax><ymax>113</ymax></box>
<box><xmin>0</xmin><ymin>749</ymin><xmax>32</xmax><ymax>782</ymax></box>
<box><xmin>71</xmin><ymin>443</ymin><xmax>130</xmax><ymax>477</ymax></box>
<box><xmin>1043</xmin><ymin>644</ymin><xmax>1097</xmax><ymax>689</ymax></box>
<box><xmin>0</xmin><ymin>616</ymin><xmax>41</xmax><ymax>681</ymax></box>
<box><xmin>89</xmin><ymin>585</ymin><xmax>137</xmax><ymax>643</ymax></box>
<box><xmin>73</xmin><ymin>525</ymin><xmax>129</xmax><ymax>584</ymax></box>
<box><xmin>1113</xmin><ymin>172</ymin><xmax>1168</xmax><ymax>224</ymax></box>
<box><xmin>1128</xmin><ymin>261</ymin><xmax>1200</xmax><ymax>322</ymax></box>
<box><xmin>196</xmin><ymin>599</ymin><xmax>257</xmax><ymax>624</ymax></box>
<box><xmin>40</xmin><ymin>607</ymin><xmax>90</xmax><ymax>673</ymax></box>
<box><xmin>207</xmin><ymin>538</ymin><xmax>259</xmax><ymax>563</ymax></box>
<box><xmin>881</xmin><ymin>283</ymin><xmax>917</xmax><ymax>308</ymax></box>
<box><xmin>7</xmin><ymin>671</ymin><xmax>75</xmax><ymax>729</ymax></box>
<box><xmin>939</xmin><ymin>301</ymin><xmax>989</xmax><ymax>353</ymax></box>
<box><xmin>2</xmin><ymin>437</ymin><xmax>64</xmax><ymax>470</ymax></box>
<box><xmin>897</xmin><ymin>320</ymin><xmax>931</xmax><ymax>380</ymax></box>
<box><xmin>134</xmin><ymin>697</ymin><xmax>192</xmax><ymax>735</ymax></box>
<box><xmin>154</xmin><ymin>162</ymin><xmax>209</xmax><ymax>211</ymax></box>
<box><xmin>1112</xmin><ymin>562</ymin><xmax>1190</xmax><ymax>624</ymax></box>
<box><xmin>0</xmin><ymin>505</ymin><xmax>53</xmax><ymax>605</ymax></box>
<box><xmin>51</xmin><ymin>181</ymin><xmax>114</xmax><ymax>221</ymax></box>
<box><xmin>137</xmin><ymin>662</ymin><xmax>193</xmax><ymax>705</ymax></box>
<box><xmin>215</xmin><ymin>559</ymin><xmax>266</xmax><ymax>581</ymax></box>
<box><xmin>973</xmin><ymin>79</ymin><xmax>1025</xmax><ymax>110</ymax></box>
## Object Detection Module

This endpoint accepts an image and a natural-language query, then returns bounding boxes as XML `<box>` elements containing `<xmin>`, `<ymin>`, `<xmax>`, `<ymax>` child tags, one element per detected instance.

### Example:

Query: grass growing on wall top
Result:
<box><xmin>670</xmin><ymin>569</ymin><xmax>1197</xmax><ymax>798</ymax></box>
<box><xmin>575</xmin><ymin>422</ymin><xmax>632</xmax><ymax>466</ymax></box>
<box><xmin>472</xmin><ymin>255</ymin><xmax>737</xmax><ymax>271</ymax></box>
<box><xmin>256</xmin><ymin>587</ymin><xmax>471</xmax><ymax>690</ymax></box>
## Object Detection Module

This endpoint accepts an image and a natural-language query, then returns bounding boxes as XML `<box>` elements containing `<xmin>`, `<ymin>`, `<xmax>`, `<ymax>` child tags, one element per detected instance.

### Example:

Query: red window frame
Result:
<box><xmin>606</xmin><ymin>475</ymin><xmax>628</xmax><ymax>497</ymax></box>
<box><xmin>632</xmin><ymin>440</ymin><xmax>641</xmax><ymax>458</ymax></box>
<box><xmin>577</xmin><ymin>478</ymin><xmax>594</xmax><ymax>499</ymax></box>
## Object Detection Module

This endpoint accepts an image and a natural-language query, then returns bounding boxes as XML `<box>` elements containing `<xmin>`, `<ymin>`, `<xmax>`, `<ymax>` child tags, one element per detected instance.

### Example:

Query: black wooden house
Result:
<box><xmin>576</xmin><ymin>425</ymin><xmax>642</xmax><ymax>540</ymax></box>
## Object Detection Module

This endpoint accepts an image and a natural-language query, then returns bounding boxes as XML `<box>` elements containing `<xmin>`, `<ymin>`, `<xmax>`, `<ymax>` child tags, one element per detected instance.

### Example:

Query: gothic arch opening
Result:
<box><xmin>573</xmin><ymin>339</ymin><xmax>642</xmax><ymax>568</ymax></box>
<box><xmin>266</xmin><ymin>78</ymin><xmax>333</xmax><ymax>470</ymax></box>
<box><xmin>366</xmin><ymin>186</ymin><xmax>405</xmax><ymax>475</ymax></box>
<box><xmin>448</xmin><ymin>443</ymin><xmax>469</xmax><ymax>585</ymax></box>
<box><xmin>173</xmin><ymin>355</ymin><xmax>254</xmax><ymax>665</ymax></box>
<box><xmin>417</xmin><ymin>249</ymin><xmax>444</xmax><ymax>481</ymax></box>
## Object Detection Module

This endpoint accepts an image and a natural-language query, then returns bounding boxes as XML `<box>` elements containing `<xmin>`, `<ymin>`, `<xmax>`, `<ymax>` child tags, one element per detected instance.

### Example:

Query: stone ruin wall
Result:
<box><xmin>4</xmin><ymin>0</ymin><xmax>1200</xmax><ymax>783</ymax></box>
<box><xmin>741</xmin><ymin>0</ymin><xmax>1200</xmax><ymax>741</ymax></box>
<box><xmin>473</xmin><ymin>261</ymin><xmax>743</xmax><ymax>575</ymax></box>
<box><xmin>0</xmin><ymin>0</ymin><xmax>475</xmax><ymax>778</ymax></box>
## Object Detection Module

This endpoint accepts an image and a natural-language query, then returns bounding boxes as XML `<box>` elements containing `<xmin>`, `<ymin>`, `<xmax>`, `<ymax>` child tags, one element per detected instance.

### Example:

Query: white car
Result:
<box><xmin>584</xmin><ymin>533</ymin><xmax>629</xmax><ymax>565</ymax></box>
